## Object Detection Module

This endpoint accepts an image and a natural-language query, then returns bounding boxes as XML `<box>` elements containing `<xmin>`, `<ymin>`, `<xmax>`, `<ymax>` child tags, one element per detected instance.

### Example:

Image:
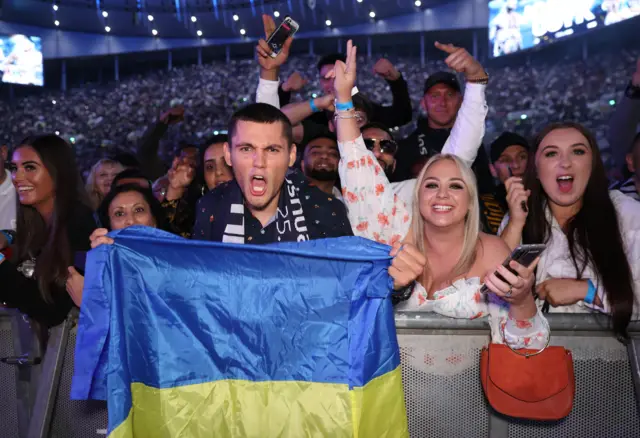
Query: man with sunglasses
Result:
<box><xmin>361</xmin><ymin>123</ymin><xmax>414</xmax><ymax>208</ymax></box>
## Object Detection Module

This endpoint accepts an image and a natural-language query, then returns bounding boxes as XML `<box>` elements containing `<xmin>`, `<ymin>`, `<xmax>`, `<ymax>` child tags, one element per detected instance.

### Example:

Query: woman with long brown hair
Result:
<box><xmin>500</xmin><ymin>122</ymin><xmax>640</xmax><ymax>340</ymax></box>
<box><xmin>0</xmin><ymin>134</ymin><xmax>96</xmax><ymax>327</ymax></box>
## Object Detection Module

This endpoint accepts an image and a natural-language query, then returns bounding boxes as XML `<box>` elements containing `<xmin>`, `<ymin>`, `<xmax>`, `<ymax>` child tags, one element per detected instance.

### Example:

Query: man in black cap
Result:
<box><xmin>393</xmin><ymin>43</ymin><xmax>494</xmax><ymax>195</ymax></box>
<box><xmin>489</xmin><ymin>131</ymin><xmax>530</xmax><ymax>186</ymax></box>
<box><xmin>478</xmin><ymin>132</ymin><xmax>530</xmax><ymax>234</ymax></box>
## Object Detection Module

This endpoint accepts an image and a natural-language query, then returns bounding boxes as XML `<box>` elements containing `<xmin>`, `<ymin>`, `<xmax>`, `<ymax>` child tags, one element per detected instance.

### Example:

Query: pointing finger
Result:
<box><xmin>435</xmin><ymin>41</ymin><xmax>458</xmax><ymax>54</ymax></box>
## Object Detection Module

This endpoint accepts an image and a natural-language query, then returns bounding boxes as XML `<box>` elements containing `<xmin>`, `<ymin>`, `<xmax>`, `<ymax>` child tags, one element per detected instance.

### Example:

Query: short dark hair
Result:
<box><xmin>301</xmin><ymin>132</ymin><xmax>338</xmax><ymax>156</ymax></box>
<box><xmin>317</xmin><ymin>53</ymin><xmax>346</xmax><ymax>72</ymax></box>
<box><xmin>203</xmin><ymin>134</ymin><xmax>229</xmax><ymax>148</ymax></box>
<box><xmin>111</xmin><ymin>168</ymin><xmax>152</xmax><ymax>190</ymax></box>
<box><xmin>228</xmin><ymin>103</ymin><xmax>294</xmax><ymax>148</ymax></box>
<box><xmin>98</xmin><ymin>183</ymin><xmax>168</xmax><ymax>231</ymax></box>
<box><xmin>360</xmin><ymin>122</ymin><xmax>393</xmax><ymax>139</ymax></box>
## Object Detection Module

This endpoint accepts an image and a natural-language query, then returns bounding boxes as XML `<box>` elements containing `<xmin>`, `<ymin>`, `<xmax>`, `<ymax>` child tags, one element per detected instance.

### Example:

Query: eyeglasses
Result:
<box><xmin>364</xmin><ymin>138</ymin><xmax>398</xmax><ymax>156</ymax></box>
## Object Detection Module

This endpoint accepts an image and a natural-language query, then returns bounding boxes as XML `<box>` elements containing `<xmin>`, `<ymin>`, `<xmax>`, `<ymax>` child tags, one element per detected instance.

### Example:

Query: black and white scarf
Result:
<box><xmin>209</xmin><ymin>170</ymin><xmax>319</xmax><ymax>245</ymax></box>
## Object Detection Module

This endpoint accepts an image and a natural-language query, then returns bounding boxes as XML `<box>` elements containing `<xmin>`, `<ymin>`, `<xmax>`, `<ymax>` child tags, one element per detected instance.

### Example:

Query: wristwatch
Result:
<box><xmin>624</xmin><ymin>82</ymin><xmax>640</xmax><ymax>99</ymax></box>
<box><xmin>391</xmin><ymin>281</ymin><xmax>416</xmax><ymax>305</ymax></box>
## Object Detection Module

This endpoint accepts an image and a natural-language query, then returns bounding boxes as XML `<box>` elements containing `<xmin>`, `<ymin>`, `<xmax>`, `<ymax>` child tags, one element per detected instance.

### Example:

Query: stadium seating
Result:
<box><xmin>0</xmin><ymin>48</ymin><xmax>638</xmax><ymax>176</ymax></box>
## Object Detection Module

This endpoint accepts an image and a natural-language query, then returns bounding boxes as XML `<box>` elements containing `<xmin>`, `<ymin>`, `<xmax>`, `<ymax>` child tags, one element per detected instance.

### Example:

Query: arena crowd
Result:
<box><xmin>0</xmin><ymin>13</ymin><xmax>639</xmax><ymax>435</ymax></box>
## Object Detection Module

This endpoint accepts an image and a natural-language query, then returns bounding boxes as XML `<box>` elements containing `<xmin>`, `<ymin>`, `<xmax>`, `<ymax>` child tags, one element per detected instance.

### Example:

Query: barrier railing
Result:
<box><xmin>396</xmin><ymin>312</ymin><xmax>640</xmax><ymax>438</ymax></box>
<box><xmin>2</xmin><ymin>309</ymin><xmax>640</xmax><ymax>438</ymax></box>
<box><xmin>0</xmin><ymin>308</ymin><xmax>42</xmax><ymax>438</ymax></box>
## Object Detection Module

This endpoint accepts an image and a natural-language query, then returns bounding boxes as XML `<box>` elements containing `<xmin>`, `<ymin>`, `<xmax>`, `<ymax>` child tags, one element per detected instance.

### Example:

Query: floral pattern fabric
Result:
<box><xmin>396</xmin><ymin>278</ymin><xmax>548</xmax><ymax>349</ymax></box>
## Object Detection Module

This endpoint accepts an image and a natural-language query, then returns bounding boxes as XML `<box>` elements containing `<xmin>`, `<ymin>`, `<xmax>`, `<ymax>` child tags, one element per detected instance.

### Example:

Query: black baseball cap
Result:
<box><xmin>423</xmin><ymin>71</ymin><xmax>461</xmax><ymax>95</ymax></box>
<box><xmin>490</xmin><ymin>132</ymin><xmax>530</xmax><ymax>163</ymax></box>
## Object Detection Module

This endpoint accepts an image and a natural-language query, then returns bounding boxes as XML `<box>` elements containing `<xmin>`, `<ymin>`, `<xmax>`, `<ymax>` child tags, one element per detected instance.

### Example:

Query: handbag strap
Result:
<box><xmin>499</xmin><ymin>315</ymin><xmax>551</xmax><ymax>358</ymax></box>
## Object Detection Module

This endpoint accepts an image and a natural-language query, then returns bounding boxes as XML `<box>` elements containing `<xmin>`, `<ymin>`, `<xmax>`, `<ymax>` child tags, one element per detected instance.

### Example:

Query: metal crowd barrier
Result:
<box><xmin>396</xmin><ymin>312</ymin><xmax>640</xmax><ymax>438</ymax></box>
<box><xmin>0</xmin><ymin>308</ymin><xmax>42</xmax><ymax>438</ymax></box>
<box><xmin>2</xmin><ymin>309</ymin><xmax>640</xmax><ymax>438</ymax></box>
<box><xmin>27</xmin><ymin>311</ymin><xmax>107</xmax><ymax>438</ymax></box>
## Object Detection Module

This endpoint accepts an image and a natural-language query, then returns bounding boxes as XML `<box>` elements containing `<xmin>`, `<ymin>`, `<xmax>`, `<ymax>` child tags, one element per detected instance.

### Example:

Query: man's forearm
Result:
<box><xmin>282</xmin><ymin>100</ymin><xmax>316</xmax><ymax>126</ymax></box>
<box><xmin>260</xmin><ymin>67</ymin><xmax>278</xmax><ymax>82</ymax></box>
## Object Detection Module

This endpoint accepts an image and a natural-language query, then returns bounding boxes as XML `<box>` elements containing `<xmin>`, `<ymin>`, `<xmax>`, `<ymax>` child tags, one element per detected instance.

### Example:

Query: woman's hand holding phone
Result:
<box><xmin>484</xmin><ymin>257</ymin><xmax>541</xmax><ymax>306</ymax></box>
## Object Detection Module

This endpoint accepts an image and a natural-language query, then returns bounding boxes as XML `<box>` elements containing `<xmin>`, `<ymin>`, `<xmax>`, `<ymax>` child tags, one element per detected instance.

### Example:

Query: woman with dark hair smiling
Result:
<box><xmin>0</xmin><ymin>134</ymin><xmax>96</xmax><ymax>327</ymax></box>
<box><xmin>500</xmin><ymin>122</ymin><xmax>640</xmax><ymax>340</ymax></box>
<box><xmin>65</xmin><ymin>183</ymin><xmax>169</xmax><ymax>306</ymax></box>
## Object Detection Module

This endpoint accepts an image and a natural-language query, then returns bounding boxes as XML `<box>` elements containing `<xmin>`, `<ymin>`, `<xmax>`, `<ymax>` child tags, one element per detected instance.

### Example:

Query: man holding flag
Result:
<box><xmin>75</xmin><ymin>36</ymin><xmax>424</xmax><ymax>438</ymax></box>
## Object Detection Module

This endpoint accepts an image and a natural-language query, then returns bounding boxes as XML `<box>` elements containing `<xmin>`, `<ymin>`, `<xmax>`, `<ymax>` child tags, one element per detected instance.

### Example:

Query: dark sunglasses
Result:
<box><xmin>363</xmin><ymin>138</ymin><xmax>398</xmax><ymax>156</ymax></box>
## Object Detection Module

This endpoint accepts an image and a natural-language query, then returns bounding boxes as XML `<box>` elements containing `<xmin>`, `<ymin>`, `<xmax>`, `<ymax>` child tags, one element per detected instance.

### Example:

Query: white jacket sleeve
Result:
<box><xmin>441</xmin><ymin>83</ymin><xmax>488</xmax><ymax>167</ymax></box>
<box><xmin>338</xmin><ymin>135</ymin><xmax>412</xmax><ymax>244</ymax></box>
<box><xmin>255</xmin><ymin>78</ymin><xmax>281</xmax><ymax>109</ymax></box>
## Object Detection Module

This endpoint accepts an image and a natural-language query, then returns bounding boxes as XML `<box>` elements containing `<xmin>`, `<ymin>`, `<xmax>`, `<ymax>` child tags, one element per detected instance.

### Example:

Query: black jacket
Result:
<box><xmin>192</xmin><ymin>170</ymin><xmax>352</xmax><ymax>244</ymax></box>
<box><xmin>0</xmin><ymin>203</ymin><xmax>96</xmax><ymax>327</ymax></box>
<box><xmin>393</xmin><ymin>117</ymin><xmax>495</xmax><ymax>195</ymax></box>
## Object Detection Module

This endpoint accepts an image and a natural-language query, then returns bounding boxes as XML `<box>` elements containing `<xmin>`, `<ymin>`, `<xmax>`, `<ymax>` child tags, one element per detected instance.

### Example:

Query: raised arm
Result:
<box><xmin>137</xmin><ymin>106</ymin><xmax>183</xmax><ymax>181</ymax></box>
<box><xmin>280</xmin><ymin>94</ymin><xmax>334</xmax><ymax>127</ymax></box>
<box><xmin>435</xmin><ymin>42</ymin><xmax>489</xmax><ymax>167</ymax></box>
<box><xmin>498</xmin><ymin>176</ymin><xmax>530</xmax><ymax>250</ymax></box>
<box><xmin>278</xmin><ymin>72</ymin><xmax>309</xmax><ymax>107</ymax></box>
<box><xmin>334</xmin><ymin>41</ymin><xmax>411</xmax><ymax>245</ymax></box>
<box><xmin>370</xmin><ymin>58</ymin><xmax>413</xmax><ymax>127</ymax></box>
<box><xmin>254</xmin><ymin>14</ymin><xmax>293</xmax><ymax>109</ymax></box>
<box><xmin>607</xmin><ymin>58</ymin><xmax>640</xmax><ymax>171</ymax></box>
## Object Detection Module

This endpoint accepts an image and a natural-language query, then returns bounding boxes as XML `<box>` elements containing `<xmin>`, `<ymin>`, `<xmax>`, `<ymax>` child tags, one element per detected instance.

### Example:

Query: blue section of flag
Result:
<box><xmin>72</xmin><ymin>227</ymin><xmax>400</xmax><ymax>416</ymax></box>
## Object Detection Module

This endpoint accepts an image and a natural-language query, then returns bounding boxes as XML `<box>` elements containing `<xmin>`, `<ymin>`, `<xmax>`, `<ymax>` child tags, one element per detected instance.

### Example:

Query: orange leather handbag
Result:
<box><xmin>480</xmin><ymin>340</ymin><xmax>575</xmax><ymax>421</ymax></box>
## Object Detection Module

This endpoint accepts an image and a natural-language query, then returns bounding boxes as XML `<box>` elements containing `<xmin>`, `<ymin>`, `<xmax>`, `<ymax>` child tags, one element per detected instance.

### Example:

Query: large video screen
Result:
<box><xmin>489</xmin><ymin>0</ymin><xmax>640</xmax><ymax>57</ymax></box>
<box><xmin>0</xmin><ymin>34</ymin><xmax>44</xmax><ymax>86</ymax></box>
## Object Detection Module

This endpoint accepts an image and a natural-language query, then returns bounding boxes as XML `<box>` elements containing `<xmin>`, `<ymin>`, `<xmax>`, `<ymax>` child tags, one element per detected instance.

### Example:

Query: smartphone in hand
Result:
<box><xmin>266</xmin><ymin>16</ymin><xmax>299</xmax><ymax>58</ymax></box>
<box><xmin>481</xmin><ymin>244</ymin><xmax>546</xmax><ymax>293</ymax></box>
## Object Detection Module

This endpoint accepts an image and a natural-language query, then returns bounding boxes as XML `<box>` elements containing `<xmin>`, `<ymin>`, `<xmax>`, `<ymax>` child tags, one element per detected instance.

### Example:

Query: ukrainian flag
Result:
<box><xmin>72</xmin><ymin>227</ymin><xmax>408</xmax><ymax>438</ymax></box>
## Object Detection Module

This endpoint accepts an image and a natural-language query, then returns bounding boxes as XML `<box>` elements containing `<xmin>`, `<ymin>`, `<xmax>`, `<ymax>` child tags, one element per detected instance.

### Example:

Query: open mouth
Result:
<box><xmin>17</xmin><ymin>186</ymin><xmax>35</xmax><ymax>193</ymax></box>
<box><xmin>250</xmin><ymin>175</ymin><xmax>267</xmax><ymax>197</ymax></box>
<box><xmin>556</xmin><ymin>175</ymin><xmax>574</xmax><ymax>194</ymax></box>
<box><xmin>432</xmin><ymin>204</ymin><xmax>453</xmax><ymax>213</ymax></box>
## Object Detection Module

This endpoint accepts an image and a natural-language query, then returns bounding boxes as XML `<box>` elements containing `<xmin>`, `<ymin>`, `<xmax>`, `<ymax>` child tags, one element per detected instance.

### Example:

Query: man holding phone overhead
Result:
<box><xmin>255</xmin><ymin>15</ymin><xmax>295</xmax><ymax>105</ymax></box>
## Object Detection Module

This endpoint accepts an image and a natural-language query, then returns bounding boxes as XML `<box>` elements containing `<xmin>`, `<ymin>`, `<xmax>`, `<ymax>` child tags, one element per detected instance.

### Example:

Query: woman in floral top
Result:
<box><xmin>332</xmin><ymin>40</ymin><xmax>549</xmax><ymax>349</ymax></box>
